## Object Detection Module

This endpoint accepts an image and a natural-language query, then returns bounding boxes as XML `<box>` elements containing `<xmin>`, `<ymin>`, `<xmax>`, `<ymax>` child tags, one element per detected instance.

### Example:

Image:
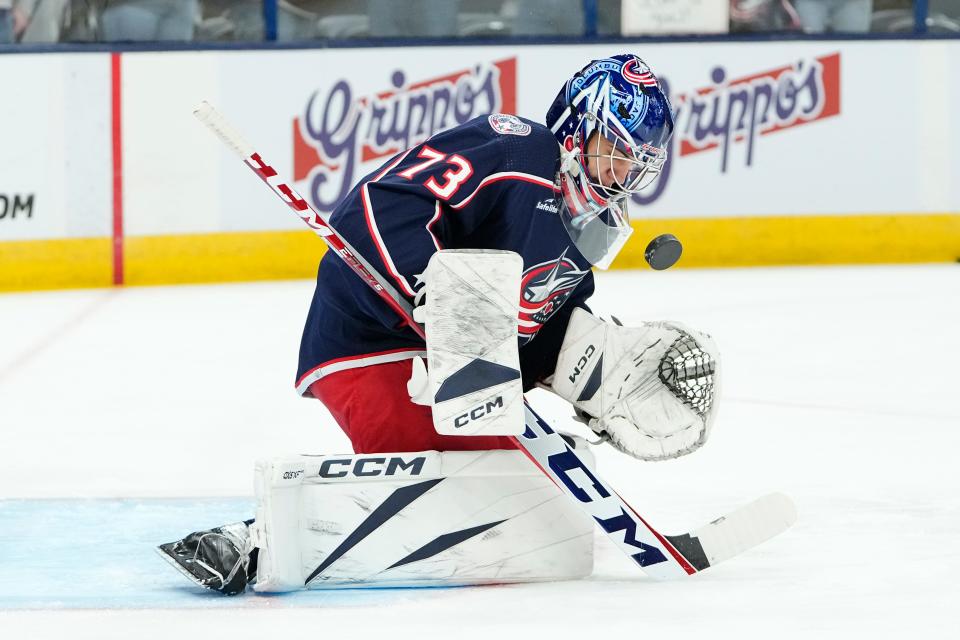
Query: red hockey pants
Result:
<box><xmin>309</xmin><ymin>359</ymin><xmax>517</xmax><ymax>454</ymax></box>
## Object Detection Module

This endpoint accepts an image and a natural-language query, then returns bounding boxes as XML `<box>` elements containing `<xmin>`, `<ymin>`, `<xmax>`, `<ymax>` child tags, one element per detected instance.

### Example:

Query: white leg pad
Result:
<box><xmin>251</xmin><ymin>449</ymin><xmax>595</xmax><ymax>591</ymax></box>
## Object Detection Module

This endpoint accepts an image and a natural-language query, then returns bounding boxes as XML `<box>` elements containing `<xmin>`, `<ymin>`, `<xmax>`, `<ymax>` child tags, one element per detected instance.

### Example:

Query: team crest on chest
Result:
<box><xmin>488</xmin><ymin>113</ymin><xmax>531</xmax><ymax>136</ymax></box>
<box><xmin>518</xmin><ymin>249</ymin><xmax>590</xmax><ymax>340</ymax></box>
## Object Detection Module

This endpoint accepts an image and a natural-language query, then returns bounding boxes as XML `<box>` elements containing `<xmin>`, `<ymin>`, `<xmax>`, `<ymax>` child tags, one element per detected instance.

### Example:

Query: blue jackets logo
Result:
<box><xmin>519</xmin><ymin>250</ymin><xmax>589</xmax><ymax>340</ymax></box>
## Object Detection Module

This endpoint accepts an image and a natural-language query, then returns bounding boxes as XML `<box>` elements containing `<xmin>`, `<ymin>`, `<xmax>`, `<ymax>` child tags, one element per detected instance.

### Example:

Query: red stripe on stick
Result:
<box><xmin>617</xmin><ymin>491</ymin><xmax>698</xmax><ymax>575</ymax></box>
<box><xmin>111</xmin><ymin>53</ymin><xmax>124</xmax><ymax>286</ymax></box>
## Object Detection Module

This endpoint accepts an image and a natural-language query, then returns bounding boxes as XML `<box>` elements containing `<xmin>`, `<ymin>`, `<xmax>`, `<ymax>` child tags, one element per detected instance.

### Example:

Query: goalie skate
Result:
<box><xmin>156</xmin><ymin>522</ymin><xmax>253</xmax><ymax>596</ymax></box>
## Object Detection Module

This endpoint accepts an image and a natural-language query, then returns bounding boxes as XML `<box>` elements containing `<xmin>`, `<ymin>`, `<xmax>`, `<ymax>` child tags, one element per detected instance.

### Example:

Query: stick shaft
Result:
<box><xmin>193</xmin><ymin>101</ymin><xmax>422</xmax><ymax>338</ymax></box>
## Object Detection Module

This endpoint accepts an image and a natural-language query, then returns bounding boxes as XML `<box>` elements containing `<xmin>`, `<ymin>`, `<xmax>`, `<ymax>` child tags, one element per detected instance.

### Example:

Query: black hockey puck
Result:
<box><xmin>644</xmin><ymin>233</ymin><xmax>682</xmax><ymax>270</ymax></box>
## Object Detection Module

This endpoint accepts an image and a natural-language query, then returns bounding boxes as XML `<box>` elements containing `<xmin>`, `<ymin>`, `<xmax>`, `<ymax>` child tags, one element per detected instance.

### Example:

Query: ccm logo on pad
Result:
<box><xmin>454</xmin><ymin>397</ymin><xmax>504</xmax><ymax>428</ymax></box>
<box><xmin>568</xmin><ymin>344</ymin><xmax>596</xmax><ymax>384</ymax></box>
<box><xmin>318</xmin><ymin>456</ymin><xmax>427</xmax><ymax>478</ymax></box>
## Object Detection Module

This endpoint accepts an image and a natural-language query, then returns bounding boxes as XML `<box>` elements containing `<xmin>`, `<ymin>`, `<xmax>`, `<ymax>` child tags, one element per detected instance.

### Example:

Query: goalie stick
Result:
<box><xmin>193</xmin><ymin>101</ymin><xmax>797</xmax><ymax>580</ymax></box>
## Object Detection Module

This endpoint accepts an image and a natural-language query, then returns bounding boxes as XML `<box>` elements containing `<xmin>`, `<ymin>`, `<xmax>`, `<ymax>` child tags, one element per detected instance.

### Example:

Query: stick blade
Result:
<box><xmin>667</xmin><ymin>492</ymin><xmax>797</xmax><ymax>573</ymax></box>
<box><xmin>697</xmin><ymin>492</ymin><xmax>797</xmax><ymax>568</ymax></box>
<box><xmin>193</xmin><ymin>100</ymin><xmax>256</xmax><ymax>159</ymax></box>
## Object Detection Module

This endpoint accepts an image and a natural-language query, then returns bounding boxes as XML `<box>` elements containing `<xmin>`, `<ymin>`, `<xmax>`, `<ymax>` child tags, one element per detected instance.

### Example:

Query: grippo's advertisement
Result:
<box><xmin>293</xmin><ymin>58</ymin><xmax>517</xmax><ymax>214</ymax></box>
<box><xmin>636</xmin><ymin>52</ymin><xmax>841</xmax><ymax>207</ymax></box>
<box><xmin>285</xmin><ymin>47</ymin><xmax>847</xmax><ymax>220</ymax></box>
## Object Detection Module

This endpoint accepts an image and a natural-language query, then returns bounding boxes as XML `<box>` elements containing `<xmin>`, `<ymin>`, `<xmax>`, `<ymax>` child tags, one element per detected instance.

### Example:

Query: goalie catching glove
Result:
<box><xmin>550</xmin><ymin>308</ymin><xmax>719</xmax><ymax>461</ymax></box>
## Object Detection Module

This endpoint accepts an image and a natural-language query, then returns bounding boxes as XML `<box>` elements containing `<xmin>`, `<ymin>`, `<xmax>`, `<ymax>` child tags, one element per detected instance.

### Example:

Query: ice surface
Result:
<box><xmin>1</xmin><ymin>265</ymin><xmax>958</xmax><ymax>638</ymax></box>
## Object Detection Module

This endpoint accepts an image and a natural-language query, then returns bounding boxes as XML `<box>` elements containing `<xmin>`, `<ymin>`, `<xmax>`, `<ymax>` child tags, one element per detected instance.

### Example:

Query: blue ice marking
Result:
<box><xmin>0</xmin><ymin>498</ymin><xmax>420</xmax><ymax>610</ymax></box>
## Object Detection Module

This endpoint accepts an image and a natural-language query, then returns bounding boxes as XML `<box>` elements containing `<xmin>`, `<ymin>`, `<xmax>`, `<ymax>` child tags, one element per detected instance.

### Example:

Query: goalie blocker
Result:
<box><xmin>407</xmin><ymin>249</ymin><xmax>525</xmax><ymax>436</ymax></box>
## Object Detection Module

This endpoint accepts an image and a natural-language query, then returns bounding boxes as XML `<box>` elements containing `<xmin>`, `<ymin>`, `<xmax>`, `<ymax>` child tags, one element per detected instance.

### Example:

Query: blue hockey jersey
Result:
<box><xmin>296</xmin><ymin>114</ymin><xmax>595</xmax><ymax>396</ymax></box>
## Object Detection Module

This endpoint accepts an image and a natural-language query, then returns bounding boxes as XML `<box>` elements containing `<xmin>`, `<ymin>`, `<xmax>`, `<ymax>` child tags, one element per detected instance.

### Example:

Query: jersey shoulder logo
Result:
<box><xmin>488</xmin><ymin>113</ymin><xmax>531</xmax><ymax>136</ymax></box>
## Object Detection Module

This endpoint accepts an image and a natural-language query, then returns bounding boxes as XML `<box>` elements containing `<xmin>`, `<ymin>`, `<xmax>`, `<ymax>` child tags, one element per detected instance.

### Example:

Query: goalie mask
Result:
<box><xmin>545</xmin><ymin>54</ymin><xmax>674</xmax><ymax>270</ymax></box>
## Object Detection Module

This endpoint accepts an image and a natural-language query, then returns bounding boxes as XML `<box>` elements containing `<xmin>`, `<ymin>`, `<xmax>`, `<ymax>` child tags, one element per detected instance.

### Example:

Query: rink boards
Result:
<box><xmin>2</xmin><ymin>42</ymin><xmax>959</xmax><ymax>291</ymax></box>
